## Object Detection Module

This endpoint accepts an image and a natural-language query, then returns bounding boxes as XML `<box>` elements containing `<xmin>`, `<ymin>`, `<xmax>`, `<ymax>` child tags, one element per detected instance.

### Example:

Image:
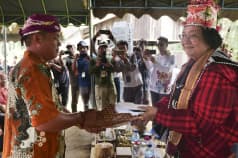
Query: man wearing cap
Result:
<box><xmin>3</xmin><ymin>14</ymin><xmax>136</xmax><ymax>158</ymax></box>
<box><xmin>72</xmin><ymin>41</ymin><xmax>91</xmax><ymax>111</ymax></box>
<box><xmin>89</xmin><ymin>41</ymin><xmax>116</xmax><ymax>111</ymax></box>
<box><xmin>136</xmin><ymin>1</ymin><xmax>238</xmax><ymax>158</ymax></box>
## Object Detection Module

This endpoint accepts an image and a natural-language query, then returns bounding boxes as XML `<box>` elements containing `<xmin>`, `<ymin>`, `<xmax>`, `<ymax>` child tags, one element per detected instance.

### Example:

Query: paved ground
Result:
<box><xmin>65</xmin><ymin>94</ymin><xmax>95</xmax><ymax>158</ymax></box>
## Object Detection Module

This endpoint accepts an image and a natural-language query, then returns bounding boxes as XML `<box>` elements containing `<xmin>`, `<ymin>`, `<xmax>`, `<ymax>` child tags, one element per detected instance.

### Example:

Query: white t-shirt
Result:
<box><xmin>149</xmin><ymin>54</ymin><xmax>175</xmax><ymax>94</ymax></box>
<box><xmin>123</xmin><ymin>67</ymin><xmax>143</xmax><ymax>87</ymax></box>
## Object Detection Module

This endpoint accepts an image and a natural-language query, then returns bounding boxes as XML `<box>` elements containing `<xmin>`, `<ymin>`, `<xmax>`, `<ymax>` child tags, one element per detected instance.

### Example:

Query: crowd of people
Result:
<box><xmin>0</xmin><ymin>0</ymin><xmax>238</xmax><ymax>158</ymax></box>
<box><xmin>43</xmin><ymin>29</ymin><xmax>175</xmax><ymax>114</ymax></box>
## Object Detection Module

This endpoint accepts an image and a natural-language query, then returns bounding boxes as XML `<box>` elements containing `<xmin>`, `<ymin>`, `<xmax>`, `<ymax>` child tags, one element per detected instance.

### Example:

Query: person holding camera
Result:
<box><xmin>112</xmin><ymin>40</ymin><xmax>143</xmax><ymax>104</ymax></box>
<box><xmin>89</xmin><ymin>41</ymin><xmax>116</xmax><ymax>111</ymax></box>
<box><xmin>134</xmin><ymin>46</ymin><xmax>151</xmax><ymax>104</ymax></box>
<box><xmin>144</xmin><ymin>36</ymin><xmax>175</xmax><ymax>140</ymax></box>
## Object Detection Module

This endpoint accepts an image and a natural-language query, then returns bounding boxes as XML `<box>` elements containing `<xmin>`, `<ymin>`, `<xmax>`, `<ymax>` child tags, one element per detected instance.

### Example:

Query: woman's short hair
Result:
<box><xmin>201</xmin><ymin>27</ymin><xmax>222</xmax><ymax>50</ymax></box>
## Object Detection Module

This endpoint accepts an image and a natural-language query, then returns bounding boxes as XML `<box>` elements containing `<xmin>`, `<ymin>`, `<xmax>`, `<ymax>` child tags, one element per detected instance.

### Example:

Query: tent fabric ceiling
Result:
<box><xmin>0</xmin><ymin>0</ymin><xmax>89</xmax><ymax>26</ymax></box>
<box><xmin>1</xmin><ymin>0</ymin><xmax>238</xmax><ymax>27</ymax></box>
<box><xmin>92</xmin><ymin>0</ymin><xmax>238</xmax><ymax>21</ymax></box>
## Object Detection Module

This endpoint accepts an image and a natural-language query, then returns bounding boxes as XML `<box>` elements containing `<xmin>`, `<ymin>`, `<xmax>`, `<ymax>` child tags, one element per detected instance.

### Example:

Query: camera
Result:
<box><xmin>113</xmin><ymin>48</ymin><xmax>125</xmax><ymax>56</ymax></box>
<box><xmin>115</xmin><ymin>50</ymin><xmax>125</xmax><ymax>56</ymax></box>
<box><xmin>64</xmin><ymin>50</ymin><xmax>71</xmax><ymax>55</ymax></box>
<box><xmin>99</xmin><ymin>29</ymin><xmax>111</xmax><ymax>35</ymax></box>
<box><xmin>144</xmin><ymin>49</ymin><xmax>156</xmax><ymax>55</ymax></box>
<box><xmin>149</xmin><ymin>50</ymin><xmax>156</xmax><ymax>54</ymax></box>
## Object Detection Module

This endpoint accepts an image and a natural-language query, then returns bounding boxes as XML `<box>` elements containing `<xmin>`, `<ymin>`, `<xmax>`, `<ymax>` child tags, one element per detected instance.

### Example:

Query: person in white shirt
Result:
<box><xmin>144</xmin><ymin>36</ymin><xmax>175</xmax><ymax>138</ymax></box>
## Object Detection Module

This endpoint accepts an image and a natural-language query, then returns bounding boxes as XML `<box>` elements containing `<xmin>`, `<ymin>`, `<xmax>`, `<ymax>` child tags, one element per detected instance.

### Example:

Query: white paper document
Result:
<box><xmin>115</xmin><ymin>102</ymin><xmax>147</xmax><ymax>116</ymax></box>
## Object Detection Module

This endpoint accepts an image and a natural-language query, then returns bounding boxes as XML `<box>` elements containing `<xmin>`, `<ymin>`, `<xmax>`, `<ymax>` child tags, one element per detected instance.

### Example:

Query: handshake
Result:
<box><xmin>77</xmin><ymin>106</ymin><xmax>139</xmax><ymax>133</ymax></box>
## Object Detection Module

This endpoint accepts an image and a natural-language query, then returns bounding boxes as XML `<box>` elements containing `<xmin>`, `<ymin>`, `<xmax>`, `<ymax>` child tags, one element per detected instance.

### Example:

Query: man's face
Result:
<box><xmin>78</xmin><ymin>46</ymin><xmax>88</xmax><ymax>54</ymax></box>
<box><xmin>157</xmin><ymin>40</ymin><xmax>168</xmax><ymax>53</ymax></box>
<box><xmin>117</xmin><ymin>44</ymin><xmax>127</xmax><ymax>53</ymax></box>
<box><xmin>98</xmin><ymin>45</ymin><xmax>107</xmax><ymax>56</ymax></box>
<box><xmin>38</xmin><ymin>32</ymin><xmax>61</xmax><ymax>61</ymax></box>
<box><xmin>68</xmin><ymin>47</ymin><xmax>74</xmax><ymax>52</ymax></box>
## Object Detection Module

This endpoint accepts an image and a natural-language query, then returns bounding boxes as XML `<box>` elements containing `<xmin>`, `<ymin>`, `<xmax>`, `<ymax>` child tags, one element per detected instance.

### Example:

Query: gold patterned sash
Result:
<box><xmin>168</xmin><ymin>50</ymin><xmax>213</xmax><ymax>146</ymax></box>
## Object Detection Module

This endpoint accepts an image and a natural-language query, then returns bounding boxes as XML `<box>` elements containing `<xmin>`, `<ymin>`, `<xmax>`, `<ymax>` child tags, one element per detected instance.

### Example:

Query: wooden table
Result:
<box><xmin>90</xmin><ymin>146</ymin><xmax>165</xmax><ymax>158</ymax></box>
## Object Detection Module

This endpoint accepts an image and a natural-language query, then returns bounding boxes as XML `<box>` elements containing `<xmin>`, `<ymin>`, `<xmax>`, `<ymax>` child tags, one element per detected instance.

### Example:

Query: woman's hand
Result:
<box><xmin>131</xmin><ymin>106</ymin><xmax>158</xmax><ymax>130</ymax></box>
<box><xmin>139</xmin><ymin>106</ymin><xmax>158</xmax><ymax>122</ymax></box>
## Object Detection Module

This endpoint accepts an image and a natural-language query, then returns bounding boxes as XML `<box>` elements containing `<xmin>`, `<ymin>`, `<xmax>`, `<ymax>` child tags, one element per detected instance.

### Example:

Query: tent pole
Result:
<box><xmin>88</xmin><ymin>0</ymin><xmax>97</xmax><ymax>108</ymax></box>
<box><xmin>3</xmin><ymin>26</ymin><xmax>7</xmax><ymax>74</ymax></box>
<box><xmin>88</xmin><ymin>0</ymin><xmax>93</xmax><ymax>55</ymax></box>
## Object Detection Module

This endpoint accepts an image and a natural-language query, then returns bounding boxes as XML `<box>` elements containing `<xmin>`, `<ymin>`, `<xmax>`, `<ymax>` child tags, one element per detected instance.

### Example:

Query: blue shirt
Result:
<box><xmin>77</xmin><ymin>54</ymin><xmax>91</xmax><ymax>87</ymax></box>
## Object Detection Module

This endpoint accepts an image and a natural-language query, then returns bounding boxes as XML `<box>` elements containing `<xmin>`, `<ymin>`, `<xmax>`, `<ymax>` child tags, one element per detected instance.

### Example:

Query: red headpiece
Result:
<box><xmin>184</xmin><ymin>0</ymin><xmax>220</xmax><ymax>28</ymax></box>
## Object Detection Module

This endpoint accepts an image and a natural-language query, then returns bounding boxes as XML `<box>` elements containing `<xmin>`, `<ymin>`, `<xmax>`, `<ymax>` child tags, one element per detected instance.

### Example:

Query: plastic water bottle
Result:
<box><xmin>131</xmin><ymin>129</ymin><xmax>140</xmax><ymax>142</ymax></box>
<box><xmin>131</xmin><ymin>140</ymin><xmax>141</xmax><ymax>158</ymax></box>
<box><xmin>131</xmin><ymin>129</ymin><xmax>140</xmax><ymax>158</ymax></box>
<box><xmin>144</xmin><ymin>144</ymin><xmax>155</xmax><ymax>158</ymax></box>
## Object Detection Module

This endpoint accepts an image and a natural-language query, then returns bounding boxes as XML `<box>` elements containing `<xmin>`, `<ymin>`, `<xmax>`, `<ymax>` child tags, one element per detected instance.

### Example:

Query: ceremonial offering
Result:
<box><xmin>115</xmin><ymin>129</ymin><xmax>132</xmax><ymax>147</ymax></box>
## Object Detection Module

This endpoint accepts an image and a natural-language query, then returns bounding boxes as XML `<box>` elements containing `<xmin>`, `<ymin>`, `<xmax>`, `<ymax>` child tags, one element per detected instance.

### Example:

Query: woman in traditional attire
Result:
<box><xmin>138</xmin><ymin>1</ymin><xmax>238</xmax><ymax>158</ymax></box>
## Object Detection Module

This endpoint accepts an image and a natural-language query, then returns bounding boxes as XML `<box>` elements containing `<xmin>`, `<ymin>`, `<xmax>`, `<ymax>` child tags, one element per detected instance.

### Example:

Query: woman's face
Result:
<box><xmin>181</xmin><ymin>25</ymin><xmax>210</xmax><ymax>60</ymax></box>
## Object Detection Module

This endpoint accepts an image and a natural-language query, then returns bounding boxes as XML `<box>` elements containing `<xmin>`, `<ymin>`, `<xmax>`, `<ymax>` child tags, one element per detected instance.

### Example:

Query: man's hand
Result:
<box><xmin>96</xmin><ymin>58</ymin><xmax>102</xmax><ymax>67</ymax></box>
<box><xmin>150</xmin><ymin>56</ymin><xmax>156</xmax><ymax>63</ymax></box>
<box><xmin>79</xmin><ymin>106</ymin><xmax>138</xmax><ymax>133</ymax></box>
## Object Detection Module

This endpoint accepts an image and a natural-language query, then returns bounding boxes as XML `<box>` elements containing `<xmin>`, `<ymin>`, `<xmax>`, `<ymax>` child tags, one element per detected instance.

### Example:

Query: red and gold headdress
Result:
<box><xmin>184</xmin><ymin>0</ymin><xmax>220</xmax><ymax>29</ymax></box>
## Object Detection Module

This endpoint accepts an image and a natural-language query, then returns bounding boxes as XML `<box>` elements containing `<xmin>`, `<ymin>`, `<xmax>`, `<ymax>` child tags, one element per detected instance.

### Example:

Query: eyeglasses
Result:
<box><xmin>178</xmin><ymin>33</ymin><xmax>201</xmax><ymax>41</ymax></box>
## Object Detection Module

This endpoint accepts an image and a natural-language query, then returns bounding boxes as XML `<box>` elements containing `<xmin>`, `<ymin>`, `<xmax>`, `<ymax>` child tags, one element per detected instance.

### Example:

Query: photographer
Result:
<box><xmin>134</xmin><ymin>47</ymin><xmax>151</xmax><ymax>104</ymax></box>
<box><xmin>146</xmin><ymin>36</ymin><xmax>175</xmax><ymax>140</ymax></box>
<box><xmin>112</xmin><ymin>40</ymin><xmax>143</xmax><ymax>104</ymax></box>
<box><xmin>89</xmin><ymin>41</ymin><xmax>116</xmax><ymax>111</ymax></box>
